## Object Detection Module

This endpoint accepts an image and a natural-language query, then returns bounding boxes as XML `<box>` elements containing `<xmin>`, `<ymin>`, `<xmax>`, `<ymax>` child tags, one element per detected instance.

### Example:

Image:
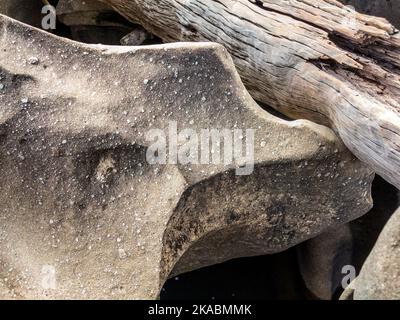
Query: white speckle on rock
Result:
<box><xmin>28</xmin><ymin>57</ymin><xmax>39</xmax><ymax>65</ymax></box>
<box><xmin>118</xmin><ymin>248</ymin><xmax>127</xmax><ymax>259</ymax></box>
<box><xmin>41</xmin><ymin>265</ymin><xmax>56</xmax><ymax>290</ymax></box>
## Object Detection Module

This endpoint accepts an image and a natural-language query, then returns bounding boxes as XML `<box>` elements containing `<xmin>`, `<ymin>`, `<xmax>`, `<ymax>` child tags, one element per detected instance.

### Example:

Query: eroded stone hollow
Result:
<box><xmin>0</xmin><ymin>15</ymin><xmax>374</xmax><ymax>299</ymax></box>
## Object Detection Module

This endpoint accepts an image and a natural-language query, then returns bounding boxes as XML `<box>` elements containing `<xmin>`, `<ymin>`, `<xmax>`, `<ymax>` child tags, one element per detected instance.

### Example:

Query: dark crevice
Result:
<box><xmin>161</xmin><ymin>247</ymin><xmax>313</xmax><ymax>300</ymax></box>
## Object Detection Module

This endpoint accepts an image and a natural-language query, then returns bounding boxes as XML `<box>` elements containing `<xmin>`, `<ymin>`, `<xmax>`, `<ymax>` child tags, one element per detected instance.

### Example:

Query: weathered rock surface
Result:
<box><xmin>101</xmin><ymin>0</ymin><xmax>400</xmax><ymax>190</ymax></box>
<box><xmin>0</xmin><ymin>15</ymin><xmax>373</xmax><ymax>299</ymax></box>
<box><xmin>353</xmin><ymin>207</ymin><xmax>400</xmax><ymax>299</ymax></box>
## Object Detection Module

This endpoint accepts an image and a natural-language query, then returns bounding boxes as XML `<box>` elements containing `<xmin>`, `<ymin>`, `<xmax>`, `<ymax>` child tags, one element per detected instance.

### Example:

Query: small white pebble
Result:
<box><xmin>118</xmin><ymin>248</ymin><xmax>127</xmax><ymax>259</ymax></box>
<box><xmin>28</xmin><ymin>57</ymin><xmax>39</xmax><ymax>65</ymax></box>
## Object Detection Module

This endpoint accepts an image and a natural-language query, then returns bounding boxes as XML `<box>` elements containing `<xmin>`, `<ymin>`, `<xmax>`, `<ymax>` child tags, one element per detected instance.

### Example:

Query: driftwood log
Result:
<box><xmin>102</xmin><ymin>0</ymin><xmax>400</xmax><ymax>189</ymax></box>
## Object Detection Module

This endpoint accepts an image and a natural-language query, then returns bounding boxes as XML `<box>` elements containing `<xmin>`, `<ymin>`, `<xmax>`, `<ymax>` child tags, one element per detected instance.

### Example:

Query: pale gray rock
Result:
<box><xmin>100</xmin><ymin>0</ymin><xmax>400</xmax><ymax>191</ymax></box>
<box><xmin>354</xmin><ymin>207</ymin><xmax>400</xmax><ymax>299</ymax></box>
<box><xmin>0</xmin><ymin>15</ymin><xmax>373</xmax><ymax>299</ymax></box>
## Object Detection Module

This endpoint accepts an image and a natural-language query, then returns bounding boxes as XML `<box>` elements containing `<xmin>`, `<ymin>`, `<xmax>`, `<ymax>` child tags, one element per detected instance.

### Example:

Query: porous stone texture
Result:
<box><xmin>0</xmin><ymin>15</ymin><xmax>373</xmax><ymax>299</ymax></box>
<box><xmin>101</xmin><ymin>0</ymin><xmax>400</xmax><ymax>190</ymax></box>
